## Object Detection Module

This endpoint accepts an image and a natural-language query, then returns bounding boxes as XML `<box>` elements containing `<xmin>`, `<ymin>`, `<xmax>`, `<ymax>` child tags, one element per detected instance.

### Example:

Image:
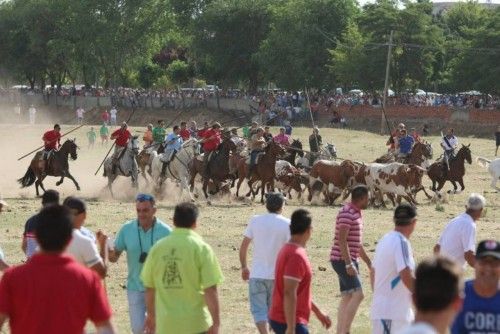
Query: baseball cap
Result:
<box><xmin>63</xmin><ymin>196</ymin><xmax>86</xmax><ymax>214</ymax></box>
<box><xmin>476</xmin><ymin>240</ymin><xmax>500</xmax><ymax>260</ymax></box>
<box><xmin>41</xmin><ymin>190</ymin><xmax>60</xmax><ymax>205</ymax></box>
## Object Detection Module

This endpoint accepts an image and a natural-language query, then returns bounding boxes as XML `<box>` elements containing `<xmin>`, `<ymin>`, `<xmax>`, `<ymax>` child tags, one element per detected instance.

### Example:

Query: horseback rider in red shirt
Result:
<box><xmin>40</xmin><ymin>124</ymin><xmax>61</xmax><ymax>175</ymax></box>
<box><xmin>200</xmin><ymin>122</ymin><xmax>222</xmax><ymax>177</ymax></box>
<box><xmin>110</xmin><ymin>122</ymin><xmax>132</xmax><ymax>173</ymax></box>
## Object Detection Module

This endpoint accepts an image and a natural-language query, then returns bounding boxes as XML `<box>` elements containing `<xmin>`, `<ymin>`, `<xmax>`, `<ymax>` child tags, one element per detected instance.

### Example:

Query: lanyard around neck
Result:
<box><xmin>137</xmin><ymin>220</ymin><xmax>155</xmax><ymax>253</ymax></box>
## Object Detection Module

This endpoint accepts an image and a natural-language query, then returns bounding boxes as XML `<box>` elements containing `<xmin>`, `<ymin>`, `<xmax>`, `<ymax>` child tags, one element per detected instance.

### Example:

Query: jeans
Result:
<box><xmin>331</xmin><ymin>260</ymin><xmax>362</xmax><ymax>294</ymax></box>
<box><xmin>127</xmin><ymin>290</ymin><xmax>146</xmax><ymax>334</ymax></box>
<box><xmin>269</xmin><ymin>319</ymin><xmax>309</xmax><ymax>334</ymax></box>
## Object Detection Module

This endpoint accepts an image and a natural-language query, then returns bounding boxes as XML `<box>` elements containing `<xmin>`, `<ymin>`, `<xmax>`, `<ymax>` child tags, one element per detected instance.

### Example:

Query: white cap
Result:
<box><xmin>466</xmin><ymin>193</ymin><xmax>486</xmax><ymax>210</ymax></box>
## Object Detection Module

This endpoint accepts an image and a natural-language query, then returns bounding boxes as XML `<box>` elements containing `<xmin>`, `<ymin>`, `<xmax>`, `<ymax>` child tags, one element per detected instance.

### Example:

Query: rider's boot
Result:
<box><xmin>161</xmin><ymin>162</ymin><xmax>168</xmax><ymax>177</ymax></box>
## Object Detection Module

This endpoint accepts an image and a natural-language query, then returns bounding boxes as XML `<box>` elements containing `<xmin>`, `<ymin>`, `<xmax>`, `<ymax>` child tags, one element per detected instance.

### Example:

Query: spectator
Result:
<box><xmin>371</xmin><ymin>204</ymin><xmax>417</xmax><ymax>333</ymax></box>
<box><xmin>239</xmin><ymin>193</ymin><xmax>290</xmax><ymax>334</ymax></box>
<box><xmin>331</xmin><ymin>185</ymin><xmax>372</xmax><ymax>334</ymax></box>
<box><xmin>28</xmin><ymin>104</ymin><xmax>36</xmax><ymax>125</ymax></box>
<box><xmin>22</xmin><ymin>189</ymin><xmax>60</xmax><ymax>259</ymax></box>
<box><xmin>284</xmin><ymin>120</ymin><xmax>293</xmax><ymax>136</ymax></box>
<box><xmin>76</xmin><ymin>106</ymin><xmax>85</xmax><ymax>124</ymax></box>
<box><xmin>63</xmin><ymin>197</ymin><xmax>106</xmax><ymax>279</ymax></box>
<box><xmin>110</xmin><ymin>106</ymin><xmax>118</xmax><ymax>126</ymax></box>
<box><xmin>101</xmin><ymin>109</ymin><xmax>110</xmax><ymax>125</ymax></box>
<box><xmin>434</xmin><ymin>193</ymin><xmax>486</xmax><ymax>268</ymax></box>
<box><xmin>401</xmin><ymin>257</ymin><xmax>463</xmax><ymax>334</ymax></box>
<box><xmin>141</xmin><ymin>202</ymin><xmax>223</xmax><ymax>334</ymax></box>
<box><xmin>495</xmin><ymin>125</ymin><xmax>500</xmax><ymax>156</ymax></box>
<box><xmin>273</xmin><ymin>127</ymin><xmax>290</xmax><ymax>146</ymax></box>
<box><xmin>451</xmin><ymin>240</ymin><xmax>500</xmax><ymax>334</ymax></box>
<box><xmin>0</xmin><ymin>196</ymin><xmax>9</xmax><ymax>271</ymax></box>
<box><xmin>268</xmin><ymin>209</ymin><xmax>332</xmax><ymax>334</ymax></box>
<box><xmin>0</xmin><ymin>205</ymin><xmax>115</xmax><ymax>334</ymax></box>
<box><xmin>179</xmin><ymin>121</ymin><xmax>191</xmax><ymax>141</ymax></box>
<box><xmin>87</xmin><ymin>126</ymin><xmax>97</xmax><ymax>149</ymax></box>
<box><xmin>100</xmin><ymin>123</ymin><xmax>109</xmax><ymax>145</ymax></box>
<box><xmin>104</xmin><ymin>193</ymin><xmax>171</xmax><ymax>334</ymax></box>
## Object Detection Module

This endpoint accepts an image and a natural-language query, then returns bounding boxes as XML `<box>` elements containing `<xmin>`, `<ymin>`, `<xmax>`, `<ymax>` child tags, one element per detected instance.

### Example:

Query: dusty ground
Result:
<box><xmin>0</xmin><ymin>122</ymin><xmax>498</xmax><ymax>333</ymax></box>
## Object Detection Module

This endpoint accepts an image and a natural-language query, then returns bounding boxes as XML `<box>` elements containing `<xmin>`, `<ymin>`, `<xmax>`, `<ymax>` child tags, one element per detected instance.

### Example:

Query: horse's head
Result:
<box><xmin>415</xmin><ymin>141</ymin><xmax>433</xmax><ymax>159</ymax></box>
<box><xmin>62</xmin><ymin>139</ymin><xmax>78</xmax><ymax>160</ymax></box>
<box><xmin>182</xmin><ymin>138</ymin><xmax>201</xmax><ymax>156</ymax></box>
<box><xmin>459</xmin><ymin>144</ymin><xmax>472</xmax><ymax>164</ymax></box>
<box><xmin>269</xmin><ymin>141</ymin><xmax>287</xmax><ymax>158</ymax></box>
<box><xmin>326</xmin><ymin>143</ymin><xmax>337</xmax><ymax>158</ymax></box>
<box><xmin>223</xmin><ymin>137</ymin><xmax>237</xmax><ymax>152</ymax></box>
<box><xmin>129</xmin><ymin>136</ymin><xmax>140</xmax><ymax>155</ymax></box>
<box><xmin>291</xmin><ymin>139</ymin><xmax>304</xmax><ymax>157</ymax></box>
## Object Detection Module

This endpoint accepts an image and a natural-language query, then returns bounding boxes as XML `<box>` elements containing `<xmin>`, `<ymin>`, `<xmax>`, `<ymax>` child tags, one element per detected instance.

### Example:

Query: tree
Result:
<box><xmin>166</xmin><ymin>60</ymin><xmax>193</xmax><ymax>85</ymax></box>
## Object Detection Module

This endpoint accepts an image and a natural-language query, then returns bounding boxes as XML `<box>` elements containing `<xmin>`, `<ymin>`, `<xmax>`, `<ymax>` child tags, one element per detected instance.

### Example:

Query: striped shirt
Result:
<box><xmin>330</xmin><ymin>203</ymin><xmax>363</xmax><ymax>261</ymax></box>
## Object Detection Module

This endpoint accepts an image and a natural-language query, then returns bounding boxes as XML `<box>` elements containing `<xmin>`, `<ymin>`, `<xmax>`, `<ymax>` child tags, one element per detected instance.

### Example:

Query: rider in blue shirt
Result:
<box><xmin>451</xmin><ymin>240</ymin><xmax>500</xmax><ymax>334</ymax></box>
<box><xmin>161</xmin><ymin>125</ymin><xmax>183</xmax><ymax>177</ymax></box>
<box><xmin>397</xmin><ymin>129</ymin><xmax>414</xmax><ymax>159</ymax></box>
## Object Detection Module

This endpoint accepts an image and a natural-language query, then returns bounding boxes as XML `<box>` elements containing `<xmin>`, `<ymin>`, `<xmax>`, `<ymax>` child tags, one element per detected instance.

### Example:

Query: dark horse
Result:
<box><xmin>427</xmin><ymin>144</ymin><xmax>472</xmax><ymax>194</ymax></box>
<box><xmin>283</xmin><ymin>139</ymin><xmax>304</xmax><ymax>167</ymax></box>
<box><xmin>189</xmin><ymin>137</ymin><xmax>237</xmax><ymax>200</ymax></box>
<box><xmin>236</xmin><ymin>141</ymin><xmax>286</xmax><ymax>203</ymax></box>
<box><xmin>18</xmin><ymin>139</ymin><xmax>80</xmax><ymax>196</ymax></box>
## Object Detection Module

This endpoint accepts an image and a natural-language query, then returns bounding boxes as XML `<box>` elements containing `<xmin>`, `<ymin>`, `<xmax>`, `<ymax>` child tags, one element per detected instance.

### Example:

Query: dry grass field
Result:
<box><xmin>0</xmin><ymin>123</ymin><xmax>498</xmax><ymax>333</ymax></box>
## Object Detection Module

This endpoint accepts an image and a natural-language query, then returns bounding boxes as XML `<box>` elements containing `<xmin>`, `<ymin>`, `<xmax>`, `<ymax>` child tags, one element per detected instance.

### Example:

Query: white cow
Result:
<box><xmin>477</xmin><ymin>157</ymin><xmax>500</xmax><ymax>191</ymax></box>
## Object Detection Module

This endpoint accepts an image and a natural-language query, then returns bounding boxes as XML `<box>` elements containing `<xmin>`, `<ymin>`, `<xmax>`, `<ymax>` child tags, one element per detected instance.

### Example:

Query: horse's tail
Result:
<box><xmin>18</xmin><ymin>167</ymin><xmax>36</xmax><ymax>188</ymax></box>
<box><xmin>476</xmin><ymin>157</ymin><xmax>491</xmax><ymax>168</ymax></box>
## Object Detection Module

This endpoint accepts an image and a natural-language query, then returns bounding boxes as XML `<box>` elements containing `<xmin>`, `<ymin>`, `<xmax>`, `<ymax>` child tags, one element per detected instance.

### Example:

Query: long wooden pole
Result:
<box><xmin>304</xmin><ymin>88</ymin><xmax>320</xmax><ymax>151</ymax></box>
<box><xmin>17</xmin><ymin>124</ymin><xmax>85</xmax><ymax>161</ymax></box>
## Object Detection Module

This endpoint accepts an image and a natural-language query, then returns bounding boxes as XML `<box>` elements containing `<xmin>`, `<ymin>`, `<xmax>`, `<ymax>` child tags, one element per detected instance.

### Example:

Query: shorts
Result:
<box><xmin>331</xmin><ymin>260</ymin><xmax>362</xmax><ymax>294</ymax></box>
<box><xmin>249</xmin><ymin>278</ymin><xmax>274</xmax><ymax>323</ymax></box>
<box><xmin>269</xmin><ymin>320</ymin><xmax>309</xmax><ymax>334</ymax></box>
<box><xmin>371</xmin><ymin>319</ymin><xmax>410</xmax><ymax>334</ymax></box>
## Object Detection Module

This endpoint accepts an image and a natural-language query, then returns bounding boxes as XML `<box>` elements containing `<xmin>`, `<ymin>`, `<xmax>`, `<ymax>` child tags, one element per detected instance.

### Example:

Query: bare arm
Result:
<box><xmin>107</xmin><ymin>249</ymin><xmax>122</xmax><ymax>263</ymax></box>
<box><xmin>311</xmin><ymin>301</ymin><xmax>332</xmax><ymax>329</ymax></box>
<box><xmin>144</xmin><ymin>288</ymin><xmax>155</xmax><ymax>334</ymax></box>
<box><xmin>399</xmin><ymin>267</ymin><xmax>415</xmax><ymax>293</ymax></box>
<box><xmin>283</xmin><ymin>278</ymin><xmax>299</xmax><ymax>333</ymax></box>
<box><xmin>90</xmin><ymin>262</ymin><xmax>107</xmax><ymax>279</ymax></box>
<box><xmin>433</xmin><ymin>244</ymin><xmax>440</xmax><ymax>255</ymax></box>
<box><xmin>464</xmin><ymin>251</ymin><xmax>476</xmax><ymax>268</ymax></box>
<box><xmin>0</xmin><ymin>260</ymin><xmax>8</xmax><ymax>272</ymax></box>
<box><xmin>338</xmin><ymin>226</ymin><xmax>351</xmax><ymax>264</ymax></box>
<box><xmin>0</xmin><ymin>313</ymin><xmax>7</xmax><ymax>331</ymax></box>
<box><xmin>239</xmin><ymin>237</ymin><xmax>251</xmax><ymax>281</ymax></box>
<box><xmin>94</xmin><ymin>320</ymin><xmax>115</xmax><ymax>334</ymax></box>
<box><xmin>204</xmin><ymin>285</ymin><xmax>220</xmax><ymax>334</ymax></box>
<box><xmin>21</xmin><ymin>237</ymin><xmax>27</xmax><ymax>255</ymax></box>
<box><xmin>370</xmin><ymin>267</ymin><xmax>375</xmax><ymax>290</ymax></box>
<box><xmin>359</xmin><ymin>246</ymin><xmax>372</xmax><ymax>268</ymax></box>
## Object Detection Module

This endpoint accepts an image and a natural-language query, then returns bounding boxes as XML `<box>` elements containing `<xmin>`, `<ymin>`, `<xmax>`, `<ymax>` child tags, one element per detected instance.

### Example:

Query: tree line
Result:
<box><xmin>0</xmin><ymin>0</ymin><xmax>498</xmax><ymax>94</ymax></box>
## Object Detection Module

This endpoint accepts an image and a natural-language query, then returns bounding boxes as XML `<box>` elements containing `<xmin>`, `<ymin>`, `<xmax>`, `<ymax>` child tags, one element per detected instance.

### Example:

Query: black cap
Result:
<box><xmin>394</xmin><ymin>204</ymin><xmax>417</xmax><ymax>225</ymax></box>
<box><xmin>476</xmin><ymin>240</ymin><xmax>500</xmax><ymax>260</ymax></box>
<box><xmin>41</xmin><ymin>190</ymin><xmax>60</xmax><ymax>205</ymax></box>
<box><xmin>63</xmin><ymin>196</ymin><xmax>86</xmax><ymax>214</ymax></box>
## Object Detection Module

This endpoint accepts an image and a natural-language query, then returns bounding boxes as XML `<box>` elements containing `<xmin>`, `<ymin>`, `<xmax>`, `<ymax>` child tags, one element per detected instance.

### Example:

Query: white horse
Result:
<box><xmin>151</xmin><ymin>138</ymin><xmax>200</xmax><ymax>201</ymax></box>
<box><xmin>103</xmin><ymin>136</ymin><xmax>140</xmax><ymax>197</ymax></box>
<box><xmin>477</xmin><ymin>157</ymin><xmax>500</xmax><ymax>191</ymax></box>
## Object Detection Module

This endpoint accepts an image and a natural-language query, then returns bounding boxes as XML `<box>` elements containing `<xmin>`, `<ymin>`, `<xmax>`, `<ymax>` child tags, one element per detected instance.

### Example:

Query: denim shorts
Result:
<box><xmin>249</xmin><ymin>278</ymin><xmax>274</xmax><ymax>323</ymax></box>
<box><xmin>331</xmin><ymin>260</ymin><xmax>362</xmax><ymax>294</ymax></box>
<box><xmin>269</xmin><ymin>319</ymin><xmax>309</xmax><ymax>334</ymax></box>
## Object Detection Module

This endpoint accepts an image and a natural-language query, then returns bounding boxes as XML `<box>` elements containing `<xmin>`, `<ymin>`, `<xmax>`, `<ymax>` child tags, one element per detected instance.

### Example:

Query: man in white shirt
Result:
<box><xmin>110</xmin><ymin>106</ymin><xmax>118</xmax><ymax>126</ymax></box>
<box><xmin>63</xmin><ymin>196</ymin><xmax>106</xmax><ymax>279</ymax></box>
<box><xmin>76</xmin><ymin>106</ymin><xmax>85</xmax><ymax>124</ymax></box>
<box><xmin>239</xmin><ymin>192</ymin><xmax>290</xmax><ymax>334</ymax></box>
<box><xmin>28</xmin><ymin>104</ymin><xmax>36</xmax><ymax>124</ymax></box>
<box><xmin>434</xmin><ymin>193</ymin><xmax>486</xmax><ymax>268</ymax></box>
<box><xmin>370</xmin><ymin>204</ymin><xmax>417</xmax><ymax>334</ymax></box>
<box><xmin>440</xmin><ymin>128</ymin><xmax>458</xmax><ymax>170</ymax></box>
<box><xmin>400</xmin><ymin>257</ymin><xmax>462</xmax><ymax>334</ymax></box>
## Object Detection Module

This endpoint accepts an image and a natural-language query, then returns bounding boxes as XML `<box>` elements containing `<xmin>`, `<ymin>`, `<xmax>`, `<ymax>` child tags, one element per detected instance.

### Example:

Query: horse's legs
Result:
<box><xmin>56</xmin><ymin>176</ymin><xmax>65</xmax><ymax>186</ymax></box>
<box><xmin>66</xmin><ymin>172</ymin><xmax>81</xmax><ymax>191</ymax></box>
<box><xmin>35</xmin><ymin>179</ymin><xmax>40</xmax><ymax>197</ymax></box>
<box><xmin>180</xmin><ymin>176</ymin><xmax>195</xmax><ymax>202</ymax></box>
<box><xmin>202</xmin><ymin>179</ymin><xmax>210</xmax><ymax>200</ymax></box>
<box><xmin>236</xmin><ymin>175</ymin><xmax>244</xmax><ymax>197</ymax></box>
<box><xmin>449</xmin><ymin>181</ymin><xmax>458</xmax><ymax>194</ymax></box>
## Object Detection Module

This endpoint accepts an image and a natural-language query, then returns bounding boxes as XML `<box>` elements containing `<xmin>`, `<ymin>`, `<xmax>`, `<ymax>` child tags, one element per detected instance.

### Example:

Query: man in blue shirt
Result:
<box><xmin>102</xmin><ymin>193</ymin><xmax>172</xmax><ymax>334</ymax></box>
<box><xmin>451</xmin><ymin>239</ymin><xmax>500</xmax><ymax>334</ymax></box>
<box><xmin>397</xmin><ymin>129</ymin><xmax>415</xmax><ymax>160</ymax></box>
<box><xmin>161</xmin><ymin>125</ymin><xmax>183</xmax><ymax>177</ymax></box>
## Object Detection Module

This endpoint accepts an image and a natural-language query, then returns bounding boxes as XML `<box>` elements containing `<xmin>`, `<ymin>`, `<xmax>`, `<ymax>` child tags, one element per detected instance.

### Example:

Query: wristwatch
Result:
<box><xmin>345</xmin><ymin>263</ymin><xmax>353</xmax><ymax>269</ymax></box>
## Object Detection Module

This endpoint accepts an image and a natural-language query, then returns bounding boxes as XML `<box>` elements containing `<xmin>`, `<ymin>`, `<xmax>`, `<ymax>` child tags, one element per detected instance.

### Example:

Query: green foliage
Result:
<box><xmin>166</xmin><ymin>60</ymin><xmax>193</xmax><ymax>85</ymax></box>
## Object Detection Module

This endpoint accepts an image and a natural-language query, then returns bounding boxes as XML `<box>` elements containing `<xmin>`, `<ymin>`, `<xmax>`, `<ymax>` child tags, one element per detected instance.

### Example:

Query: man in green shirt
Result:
<box><xmin>152</xmin><ymin>120</ymin><xmax>166</xmax><ymax>147</ymax></box>
<box><xmin>87</xmin><ymin>127</ymin><xmax>97</xmax><ymax>149</ymax></box>
<box><xmin>141</xmin><ymin>202</ymin><xmax>223</xmax><ymax>334</ymax></box>
<box><xmin>99</xmin><ymin>123</ymin><xmax>109</xmax><ymax>146</ymax></box>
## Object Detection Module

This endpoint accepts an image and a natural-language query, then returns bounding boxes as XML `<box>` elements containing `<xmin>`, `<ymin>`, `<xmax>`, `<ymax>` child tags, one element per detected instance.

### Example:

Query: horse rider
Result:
<box><xmin>396</xmin><ymin>128</ymin><xmax>414</xmax><ymax>161</ymax></box>
<box><xmin>189</xmin><ymin>121</ymin><xmax>198</xmax><ymax>139</ymax></box>
<box><xmin>247</xmin><ymin>127</ymin><xmax>267</xmax><ymax>178</ymax></box>
<box><xmin>441</xmin><ymin>128</ymin><xmax>458</xmax><ymax>171</ymax></box>
<box><xmin>201</xmin><ymin>122</ymin><xmax>222</xmax><ymax>177</ymax></box>
<box><xmin>40</xmin><ymin>124</ymin><xmax>62</xmax><ymax>175</ymax></box>
<box><xmin>387</xmin><ymin>123</ymin><xmax>405</xmax><ymax>152</ymax></box>
<box><xmin>309</xmin><ymin>126</ymin><xmax>322</xmax><ymax>165</ymax></box>
<box><xmin>249</xmin><ymin>121</ymin><xmax>259</xmax><ymax>137</ymax></box>
<box><xmin>160</xmin><ymin>125</ymin><xmax>183</xmax><ymax>177</ymax></box>
<box><xmin>110</xmin><ymin>122</ymin><xmax>132</xmax><ymax>173</ymax></box>
<box><xmin>152</xmin><ymin>120</ymin><xmax>166</xmax><ymax>149</ymax></box>
<box><xmin>179</xmin><ymin>121</ymin><xmax>191</xmax><ymax>141</ymax></box>
<box><xmin>273</xmin><ymin>127</ymin><xmax>290</xmax><ymax>146</ymax></box>
<box><xmin>143</xmin><ymin>124</ymin><xmax>153</xmax><ymax>148</ymax></box>
<box><xmin>263</xmin><ymin>126</ymin><xmax>273</xmax><ymax>142</ymax></box>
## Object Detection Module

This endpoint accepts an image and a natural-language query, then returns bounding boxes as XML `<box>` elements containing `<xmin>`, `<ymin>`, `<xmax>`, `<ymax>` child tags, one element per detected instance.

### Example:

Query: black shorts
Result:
<box><xmin>331</xmin><ymin>260</ymin><xmax>362</xmax><ymax>294</ymax></box>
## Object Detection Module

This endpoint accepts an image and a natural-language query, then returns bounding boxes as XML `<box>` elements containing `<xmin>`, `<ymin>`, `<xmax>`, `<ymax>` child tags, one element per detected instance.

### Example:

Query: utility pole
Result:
<box><xmin>380</xmin><ymin>30</ymin><xmax>394</xmax><ymax>134</ymax></box>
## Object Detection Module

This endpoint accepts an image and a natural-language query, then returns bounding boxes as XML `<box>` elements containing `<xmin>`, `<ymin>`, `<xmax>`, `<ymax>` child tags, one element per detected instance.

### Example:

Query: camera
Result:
<box><xmin>139</xmin><ymin>252</ymin><xmax>148</xmax><ymax>264</ymax></box>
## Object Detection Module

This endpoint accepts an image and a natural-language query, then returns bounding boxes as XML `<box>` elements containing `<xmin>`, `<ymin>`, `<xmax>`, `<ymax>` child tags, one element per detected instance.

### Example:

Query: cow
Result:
<box><xmin>364</xmin><ymin>162</ymin><xmax>426</xmax><ymax>207</ymax></box>
<box><xmin>274</xmin><ymin>160</ymin><xmax>308</xmax><ymax>200</ymax></box>
<box><xmin>308</xmin><ymin>160</ymin><xmax>357</xmax><ymax>205</ymax></box>
<box><xmin>477</xmin><ymin>157</ymin><xmax>500</xmax><ymax>191</ymax></box>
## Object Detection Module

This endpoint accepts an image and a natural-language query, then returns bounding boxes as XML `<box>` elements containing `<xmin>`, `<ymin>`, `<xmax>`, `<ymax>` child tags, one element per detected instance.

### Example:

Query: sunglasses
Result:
<box><xmin>136</xmin><ymin>193</ymin><xmax>155</xmax><ymax>202</ymax></box>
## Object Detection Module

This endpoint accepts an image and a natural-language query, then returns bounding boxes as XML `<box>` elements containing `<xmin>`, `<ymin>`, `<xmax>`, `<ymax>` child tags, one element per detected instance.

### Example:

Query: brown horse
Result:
<box><xmin>376</xmin><ymin>141</ymin><xmax>433</xmax><ymax>166</ymax></box>
<box><xmin>136</xmin><ymin>142</ymin><xmax>164</xmax><ymax>184</ymax></box>
<box><xmin>236</xmin><ymin>141</ymin><xmax>286</xmax><ymax>203</ymax></box>
<box><xmin>283</xmin><ymin>139</ymin><xmax>304</xmax><ymax>166</ymax></box>
<box><xmin>18</xmin><ymin>139</ymin><xmax>80</xmax><ymax>196</ymax></box>
<box><xmin>189</xmin><ymin>137</ymin><xmax>237</xmax><ymax>201</ymax></box>
<box><xmin>428</xmin><ymin>144</ymin><xmax>472</xmax><ymax>194</ymax></box>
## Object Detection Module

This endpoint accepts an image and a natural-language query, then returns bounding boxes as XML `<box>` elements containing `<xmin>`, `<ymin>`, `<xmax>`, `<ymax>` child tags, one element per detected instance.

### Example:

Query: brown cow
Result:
<box><xmin>308</xmin><ymin>160</ymin><xmax>357</xmax><ymax>205</ymax></box>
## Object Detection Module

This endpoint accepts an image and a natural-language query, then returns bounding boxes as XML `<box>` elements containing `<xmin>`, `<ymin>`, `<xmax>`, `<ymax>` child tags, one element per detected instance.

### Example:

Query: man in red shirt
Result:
<box><xmin>201</xmin><ymin>122</ymin><xmax>222</xmax><ymax>177</ymax></box>
<box><xmin>179</xmin><ymin>121</ymin><xmax>191</xmax><ymax>141</ymax></box>
<box><xmin>101</xmin><ymin>110</ymin><xmax>110</xmax><ymax>125</ymax></box>
<box><xmin>110</xmin><ymin>122</ymin><xmax>132</xmax><ymax>173</ymax></box>
<box><xmin>40</xmin><ymin>124</ymin><xmax>62</xmax><ymax>174</ymax></box>
<box><xmin>0</xmin><ymin>205</ymin><xmax>115</xmax><ymax>334</ymax></box>
<box><xmin>269</xmin><ymin>209</ymin><xmax>331</xmax><ymax>334</ymax></box>
<box><xmin>197</xmin><ymin>121</ymin><xmax>210</xmax><ymax>139</ymax></box>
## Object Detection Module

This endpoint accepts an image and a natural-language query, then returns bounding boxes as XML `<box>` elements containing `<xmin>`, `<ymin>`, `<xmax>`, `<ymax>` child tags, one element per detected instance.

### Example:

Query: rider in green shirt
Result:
<box><xmin>152</xmin><ymin>120</ymin><xmax>166</xmax><ymax>145</ymax></box>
